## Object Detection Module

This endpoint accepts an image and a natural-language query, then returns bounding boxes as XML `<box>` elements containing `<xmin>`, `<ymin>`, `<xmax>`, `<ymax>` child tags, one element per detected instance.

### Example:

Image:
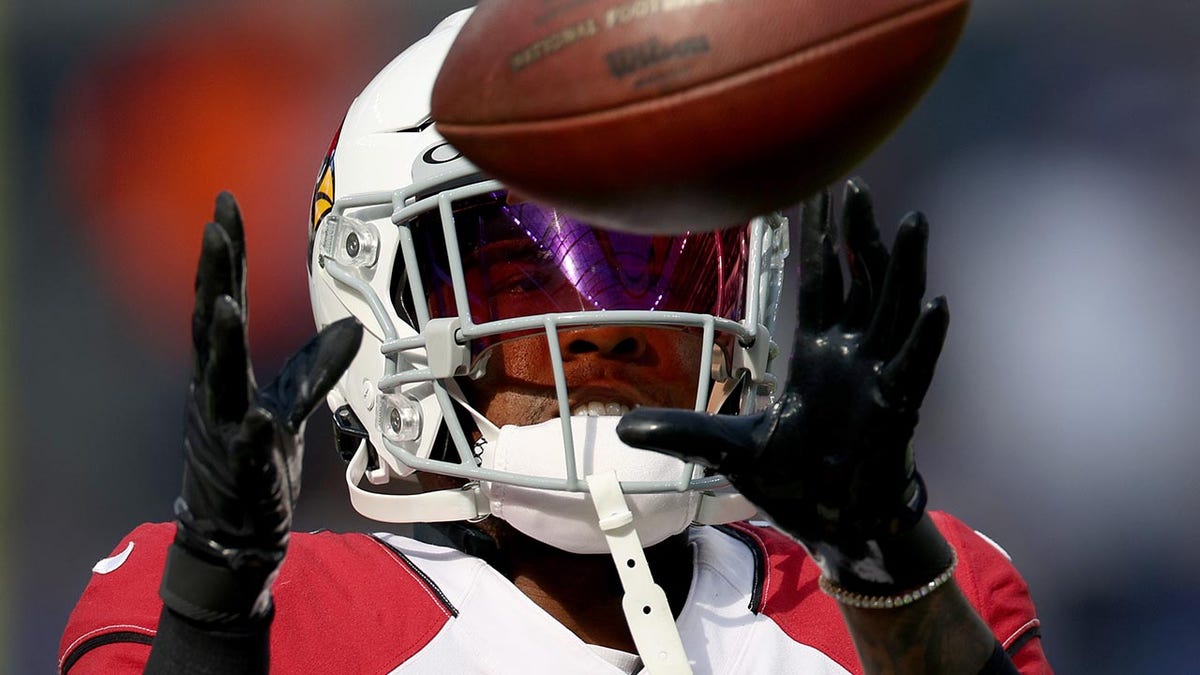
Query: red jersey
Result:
<box><xmin>61</xmin><ymin>511</ymin><xmax>1049</xmax><ymax>674</ymax></box>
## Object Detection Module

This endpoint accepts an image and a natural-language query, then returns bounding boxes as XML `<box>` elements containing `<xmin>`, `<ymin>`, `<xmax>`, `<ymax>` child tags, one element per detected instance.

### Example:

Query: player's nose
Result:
<box><xmin>560</xmin><ymin>326</ymin><xmax>647</xmax><ymax>362</ymax></box>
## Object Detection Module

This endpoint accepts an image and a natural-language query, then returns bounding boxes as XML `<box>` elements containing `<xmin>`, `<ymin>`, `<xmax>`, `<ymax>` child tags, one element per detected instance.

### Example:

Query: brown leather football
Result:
<box><xmin>432</xmin><ymin>0</ymin><xmax>969</xmax><ymax>233</ymax></box>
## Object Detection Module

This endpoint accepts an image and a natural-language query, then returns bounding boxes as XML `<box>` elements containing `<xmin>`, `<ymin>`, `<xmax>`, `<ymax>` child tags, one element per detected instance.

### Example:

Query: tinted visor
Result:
<box><xmin>401</xmin><ymin>192</ymin><xmax>748</xmax><ymax>352</ymax></box>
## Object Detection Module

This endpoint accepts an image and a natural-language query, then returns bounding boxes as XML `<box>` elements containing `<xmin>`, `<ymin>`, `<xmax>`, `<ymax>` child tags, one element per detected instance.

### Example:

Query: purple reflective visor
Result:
<box><xmin>402</xmin><ymin>192</ymin><xmax>748</xmax><ymax>347</ymax></box>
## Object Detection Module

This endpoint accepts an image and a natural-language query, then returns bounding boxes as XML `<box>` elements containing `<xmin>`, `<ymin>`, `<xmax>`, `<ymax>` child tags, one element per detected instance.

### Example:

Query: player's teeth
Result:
<box><xmin>570</xmin><ymin>402</ymin><xmax>631</xmax><ymax>416</ymax></box>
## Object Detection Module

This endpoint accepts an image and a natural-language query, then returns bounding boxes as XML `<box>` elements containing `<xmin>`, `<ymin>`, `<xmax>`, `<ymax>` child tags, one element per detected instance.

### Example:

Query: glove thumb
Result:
<box><xmin>262</xmin><ymin>318</ymin><xmax>363</xmax><ymax>428</ymax></box>
<box><xmin>616</xmin><ymin>408</ymin><xmax>766</xmax><ymax>474</ymax></box>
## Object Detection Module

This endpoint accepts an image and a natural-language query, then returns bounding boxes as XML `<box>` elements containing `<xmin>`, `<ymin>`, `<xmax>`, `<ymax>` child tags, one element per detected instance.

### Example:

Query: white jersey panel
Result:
<box><xmin>675</xmin><ymin>527</ymin><xmax>853</xmax><ymax>675</ymax></box>
<box><xmin>385</xmin><ymin>535</ymin><xmax>630</xmax><ymax>674</ymax></box>
<box><xmin>375</xmin><ymin>528</ymin><xmax>852</xmax><ymax>674</ymax></box>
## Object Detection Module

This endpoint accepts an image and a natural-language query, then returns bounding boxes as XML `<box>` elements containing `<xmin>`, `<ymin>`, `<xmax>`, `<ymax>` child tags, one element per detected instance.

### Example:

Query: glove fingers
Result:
<box><xmin>265</xmin><ymin>318</ymin><xmax>363</xmax><ymax>428</ymax></box>
<box><xmin>616</xmin><ymin>408</ymin><xmax>764</xmax><ymax>474</ymax></box>
<box><xmin>841</xmin><ymin>178</ymin><xmax>889</xmax><ymax>331</ymax></box>
<box><xmin>212</xmin><ymin>191</ymin><xmax>248</xmax><ymax>312</ymax></box>
<box><xmin>879</xmin><ymin>296</ymin><xmax>949</xmax><ymax>410</ymax></box>
<box><xmin>796</xmin><ymin>190</ymin><xmax>844</xmax><ymax>335</ymax></box>
<box><xmin>234</xmin><ymin>408</ymin><xmax>293</xmax><ymax>492</ymax></box>
<box><xmin>863</xmin><ymin>213</ymin><xmax>929</xmax><ymax>359</ymax></box>
<box><xmin>193</xmin><ymin>222</ymin><xmax>237</xmax><ymax>380</ymax></box>
<box><xmin>887</xmin><ymin>212</ymin><xmax>929</xmax><ymax>356</ymax></box>
<box><xmin>205</xmin><ymin>295</ymin><xmax>253</xmax><ymax>425</ymax></box>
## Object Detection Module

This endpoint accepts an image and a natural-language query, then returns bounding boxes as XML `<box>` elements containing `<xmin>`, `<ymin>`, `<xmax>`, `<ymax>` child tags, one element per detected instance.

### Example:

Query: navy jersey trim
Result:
<box><xmin>714</xmin><ymin>524</ymin><xmax>766</xmax><ymax>614</ymax></box>
<box><xmin>61</xmin><ymin>630</ymin><xmax>154</xmax><ymax>674</ymax></box>
<box><xmin>370</xmin><ymin>534</ymin><xmax>460</xmax><ymax>617</ymax></box>
<box><xmin>1006</xmin><ymin>624</ymin><xmax>1041</xmax><ymax>658</ymax></box>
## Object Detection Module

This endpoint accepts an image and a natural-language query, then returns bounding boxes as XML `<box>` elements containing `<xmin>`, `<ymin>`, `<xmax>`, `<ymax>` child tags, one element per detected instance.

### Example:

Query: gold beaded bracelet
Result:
<box><xmin>818</xmin><ymin>549</ymin><xmax>958</xmax><ymax>610</ymax></box>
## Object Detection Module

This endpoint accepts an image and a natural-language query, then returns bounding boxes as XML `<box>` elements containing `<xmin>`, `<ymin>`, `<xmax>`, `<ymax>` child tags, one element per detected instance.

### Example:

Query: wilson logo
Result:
<box><xmin>605</xmin><ymin>34</ymin><xmax>710</xmax><ymax>78</ymax></box>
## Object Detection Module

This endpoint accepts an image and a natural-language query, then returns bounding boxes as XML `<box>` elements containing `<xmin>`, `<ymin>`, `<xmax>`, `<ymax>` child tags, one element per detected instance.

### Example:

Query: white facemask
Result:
<box><xmin>478</xmin><ymin>416</ymin><xmax>701</xmax><ymax>554</ymax></box>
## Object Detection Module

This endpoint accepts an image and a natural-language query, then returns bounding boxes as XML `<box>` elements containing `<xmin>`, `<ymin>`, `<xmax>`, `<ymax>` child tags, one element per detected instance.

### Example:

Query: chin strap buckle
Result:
<box><xmin>586</xmin><ymin>471</ymin><xmax>693</xmax><ymax>675</ymax></box>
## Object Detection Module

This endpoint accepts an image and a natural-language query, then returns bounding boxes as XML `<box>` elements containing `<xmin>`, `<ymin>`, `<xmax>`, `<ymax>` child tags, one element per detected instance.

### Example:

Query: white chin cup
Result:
<box><xmin>479</xmin><ymin>416</ymin><xmax>700</xmax><ymax>555</ymax></box>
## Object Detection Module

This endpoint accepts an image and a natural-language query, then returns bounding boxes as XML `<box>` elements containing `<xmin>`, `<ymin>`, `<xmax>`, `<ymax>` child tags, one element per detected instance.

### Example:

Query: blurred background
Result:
<box><xmin>6</xmin><ymin>0</ymin><xmax>1198</xmax><ymax>672</ymax></box>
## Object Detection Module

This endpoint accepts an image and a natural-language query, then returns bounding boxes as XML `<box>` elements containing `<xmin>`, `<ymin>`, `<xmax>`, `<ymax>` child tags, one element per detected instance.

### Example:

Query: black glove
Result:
<box><xmin>618</xmin><ymin>179</ymin><xmax>953</xmax><ymax>595</ymax></box>
<box><xmin>160</xmin><ymin>192</ymin><xmax>362</xmax><ymax>624</ymax></box>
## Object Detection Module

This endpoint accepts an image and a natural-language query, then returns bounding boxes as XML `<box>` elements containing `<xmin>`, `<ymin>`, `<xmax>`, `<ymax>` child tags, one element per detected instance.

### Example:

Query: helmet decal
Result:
<box><xmin>308</xmin><ymin>123</ymin><xmax>341</xmax><ymax>270</ymax></box>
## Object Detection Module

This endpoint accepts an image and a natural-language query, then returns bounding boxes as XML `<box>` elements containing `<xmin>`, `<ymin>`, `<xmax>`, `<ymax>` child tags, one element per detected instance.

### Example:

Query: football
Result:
<box><xmin>432</xmin><ymin>0</ymin><xmax>969</xmax><ymax>234</ymax></box>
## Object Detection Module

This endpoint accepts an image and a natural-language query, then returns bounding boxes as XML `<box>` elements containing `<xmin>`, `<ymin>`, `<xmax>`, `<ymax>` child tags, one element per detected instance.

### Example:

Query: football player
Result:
<box><xmin>61</xmin><ymin>10</ymin><xmax>1050</xmax><ymax>675</ymax></box>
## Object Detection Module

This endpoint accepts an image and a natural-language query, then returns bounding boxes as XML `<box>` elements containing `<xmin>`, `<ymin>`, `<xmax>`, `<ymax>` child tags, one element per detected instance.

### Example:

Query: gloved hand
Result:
<box><xmin>160</xmin><ymin>192</ymin><xmax>362</xmax><ymax>624</ymax></box>
<box><xmin>618</xmin><ymin>179</ymin><xmax>953</xmax><ymax>596</ymax></box>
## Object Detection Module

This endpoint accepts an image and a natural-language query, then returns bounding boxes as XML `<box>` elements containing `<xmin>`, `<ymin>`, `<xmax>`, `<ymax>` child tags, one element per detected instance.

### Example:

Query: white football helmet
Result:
<box><xmin>307</xmin><ymin>9</ymin><xmax>790</xmax><ymax>552</ymax></box>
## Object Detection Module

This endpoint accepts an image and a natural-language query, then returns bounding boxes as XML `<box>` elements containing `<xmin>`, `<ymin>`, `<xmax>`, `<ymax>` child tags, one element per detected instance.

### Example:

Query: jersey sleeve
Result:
<box><xmin>59</xmin><ymin>522</ymin><xmax>172</xmax><ymax>674</ymax></box>
<box><xmin>929</xmin><ymin>511</ymin><xmax>1052</xmax><ymax>674</ymax></box>
<box><xmin>60</xmin><ymin>523</ymin><xmax>456</xmax><ymax>674</ymax></box>
<box><xmin>728</xmin><ymin>513</ymin><xmax>1053</xmax><ymax>675</ymax></box>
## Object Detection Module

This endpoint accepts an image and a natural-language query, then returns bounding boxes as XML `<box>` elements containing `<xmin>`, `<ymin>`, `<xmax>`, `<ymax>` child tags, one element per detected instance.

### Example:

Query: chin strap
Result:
<box><xmin>587</xmin><ymin>470</ymin><xmax>693</xmax><ymax>675</ymax></box>
<box><xmin>345</xmin><ymin>441</ymin><xmax>758</xmax><ymax>526</ymax></box>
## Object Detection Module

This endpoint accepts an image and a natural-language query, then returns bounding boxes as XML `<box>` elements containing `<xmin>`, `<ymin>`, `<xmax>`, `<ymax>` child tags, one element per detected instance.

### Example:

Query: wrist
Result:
<box><xmin>160</xmin><ymin>540</ymin><xmax>278</xmax><ymax>625</ymax></box>
<box><xmin>807</xmin><ymin>512</ymin><xmax>954</xmax><ymax>596</ymax></box>
<box><xmin>172</xmin><ymin>496</ymin><xmax>288</xmax><ymax>570</ymax></box>
<box><xmin>146</xmin><ymin>603</ymin><xmax>272</xmax><ymax>675</ymax></box>
<box><xmin>819</xmin><ymin>544</ymin><xmax>957</xmax><ymax>609</ymax></box>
